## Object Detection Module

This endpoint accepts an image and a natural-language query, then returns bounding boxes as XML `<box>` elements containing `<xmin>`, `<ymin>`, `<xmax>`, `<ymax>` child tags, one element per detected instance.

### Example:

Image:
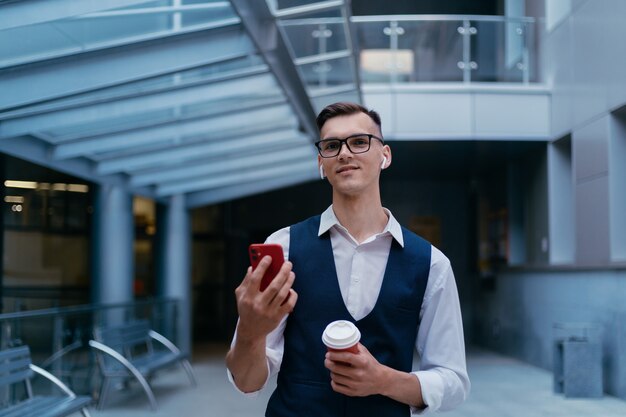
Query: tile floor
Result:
<box><xmin>91</xmin><ymin>344</ymin><xmax>626</xmax><ymax>417</ymax></box>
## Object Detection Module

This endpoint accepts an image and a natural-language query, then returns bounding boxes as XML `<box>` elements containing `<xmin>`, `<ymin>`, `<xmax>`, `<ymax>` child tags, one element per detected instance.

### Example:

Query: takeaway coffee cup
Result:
<box><xmin>322</xmin><ymin>320</ymin><xmax>361</xmax><ymax>354</ymax></box>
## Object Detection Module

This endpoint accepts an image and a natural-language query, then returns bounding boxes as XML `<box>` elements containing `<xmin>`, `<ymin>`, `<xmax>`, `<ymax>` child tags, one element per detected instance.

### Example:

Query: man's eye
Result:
<box><xmin>350</xmin><ymin>137</ymin><xmax>368</xmax><ymax>146</ymax></box>
<box><xmin>325</xmin><ymin>142</ymin><xmax>340</xmax><ymax>150</ymax></box>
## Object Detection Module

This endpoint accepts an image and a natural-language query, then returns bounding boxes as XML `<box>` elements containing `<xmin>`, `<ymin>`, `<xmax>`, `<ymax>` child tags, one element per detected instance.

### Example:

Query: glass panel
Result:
<box><xmin>470</xmin><ymin>20</ymin><xmax>535</xmax><ymax>82</ymax></box>
<box><xmin>42</xmin><ymin>109</ymin><xmax>176</xmax><ymax>141</ymax></box>
<box><xmin>0</xmin><ymin>0</ymin><xmax>238</xmax><ymax>68</ymax></box>
<box><xmin>181</xmin><ymin>92</ymin><xmax>284</xmax><ymax>118</ymax></box>
<box><xmin>21</xmin><ymin>55</ymin><xmax>267</xmax><ymax>116</ymax></box>
<box><xmin>356</xmin><ymin>20</ymin><xmax>464</xmax><ymax>83</ymax></box>
<box><xmin>280</xmin><ymin>14</ymin><xmax>347</xmax><ymax>59</ymax></box>
<box><xmin>353</xmin><ymin>20</ymin><xmax>393</xmax><ymax>83</ymax></box>
<box><xmin>396</xmin><ymin>20</ymin><xmax>464</xmax><ymax>82</ymax></box>
<box><xmin>298</xmin><ymin>56</ymin><xmax>353</xmax><ymax>91</ymax></box>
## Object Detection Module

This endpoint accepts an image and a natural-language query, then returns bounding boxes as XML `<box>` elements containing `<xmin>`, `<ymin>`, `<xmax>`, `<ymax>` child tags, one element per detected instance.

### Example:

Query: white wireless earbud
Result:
<box><xmin>380</xmin><ymin>156</ymin><xmax>388</xmax><ymax>170</ymax></box>
<box><xmin>319</xmin><ymin>165</ymin><xmax>325</xmax><ymax>179</ymax></box>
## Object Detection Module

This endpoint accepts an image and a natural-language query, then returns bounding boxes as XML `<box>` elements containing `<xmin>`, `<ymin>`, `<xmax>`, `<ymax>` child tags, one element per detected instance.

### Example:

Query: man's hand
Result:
<box><xmin>324</xmin><ymin>343</ymin><xmax>425</xmax><ymax>409</ymax></box>
<box><xmin>235</xmin><ymin>255</ymin><xmax>297</xmax><ymax>343</ymax></box>
<box><xmin>226</xmin><ymin>256</ymin><xmax>297</xmax><ymax>393</ymax></box>
<box><xmin>324</xmin><ymin>343</ymin><xmax>387</xmax><ymax>397</ymax></box>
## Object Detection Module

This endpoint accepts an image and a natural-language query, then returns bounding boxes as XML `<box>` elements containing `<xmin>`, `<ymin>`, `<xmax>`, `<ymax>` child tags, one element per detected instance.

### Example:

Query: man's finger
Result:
<box><xmin>248</xmin><ymin>255</ymin><xmax>272</xmax><ymax>290</ymax></box>
<box><xmin>261</xmin><ymin>261</ymin><xmax>292</xmax><ymax>302</ymax></box>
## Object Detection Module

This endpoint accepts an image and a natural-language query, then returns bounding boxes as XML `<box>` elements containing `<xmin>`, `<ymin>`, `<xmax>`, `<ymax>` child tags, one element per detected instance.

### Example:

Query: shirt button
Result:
<box><xmin>354</xmin><ymin>277</ymin><xmax>360</xmax><ymax>282</ymax></box>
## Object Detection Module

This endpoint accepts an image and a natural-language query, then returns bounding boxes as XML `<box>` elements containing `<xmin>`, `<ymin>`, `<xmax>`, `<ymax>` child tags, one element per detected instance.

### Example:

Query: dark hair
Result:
<box><xmin>316</xmin><ymin>102</ymin><xmax>382</xmax><ymax>134</ymax></box>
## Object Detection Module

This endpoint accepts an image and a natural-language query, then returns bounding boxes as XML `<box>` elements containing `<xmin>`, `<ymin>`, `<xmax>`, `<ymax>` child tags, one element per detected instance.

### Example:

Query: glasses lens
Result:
<box><xmin>319</xmin><ymin>140</ymin><xmax>341</xmax><ymax>157</ymax></box>
<box><xmin>346</xmin><ymin>135</ymin><xmax>371</xmax><ymax>153</ymax></box>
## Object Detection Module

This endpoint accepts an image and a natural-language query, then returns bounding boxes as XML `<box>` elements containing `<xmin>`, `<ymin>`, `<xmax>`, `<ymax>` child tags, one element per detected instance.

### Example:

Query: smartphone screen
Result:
<box><xmin>249</xmin><ymin>243</ymin><xmax>285</xmax><ymax>292</ymax></box>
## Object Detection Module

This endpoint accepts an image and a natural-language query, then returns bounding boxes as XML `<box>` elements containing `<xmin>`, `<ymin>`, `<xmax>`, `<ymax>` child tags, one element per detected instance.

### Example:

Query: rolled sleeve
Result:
<box><xmin>226</xmin><ymin>358</ymin><xmax>272</xmax><ymax>397</ymax></box>
<box><xmin>227</xmin><ymin>316</ymin><xmax>287</xmax><ymax>396</ymax></box>
<box><xmin>410</xmin><ymin>371</ymin><xmax>444</xmax><ymax>415</ymax></box>
<box><xmin>413</xmin><ymin>247</ymin><xmax>470</xmax><ymax>412</ymax></box>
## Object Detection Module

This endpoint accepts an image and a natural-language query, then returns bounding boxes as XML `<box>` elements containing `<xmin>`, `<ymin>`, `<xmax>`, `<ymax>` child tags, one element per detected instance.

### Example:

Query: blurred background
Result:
<box><xmin>0</xmin><ymin>0</ymin><xmax>625</xmax><ymax>414</ymax></box>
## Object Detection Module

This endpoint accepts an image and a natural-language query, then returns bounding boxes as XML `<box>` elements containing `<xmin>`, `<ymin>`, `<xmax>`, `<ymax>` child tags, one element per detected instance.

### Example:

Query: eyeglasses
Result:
<box><xmin>315</xmin><ymin>134</ymin><xmax>385</xmax><ymax>158</ymax></box>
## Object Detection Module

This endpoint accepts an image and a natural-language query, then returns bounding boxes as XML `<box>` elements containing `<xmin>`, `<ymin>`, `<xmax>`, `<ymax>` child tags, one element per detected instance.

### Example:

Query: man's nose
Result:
<box><xmin>337</xmin><ymin>141</ymin><xmax>353</xmax><ymax>158</ymax></box>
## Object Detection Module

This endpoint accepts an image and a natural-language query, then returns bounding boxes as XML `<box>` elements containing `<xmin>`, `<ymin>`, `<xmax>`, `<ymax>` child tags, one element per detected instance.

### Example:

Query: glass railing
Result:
<box><xmin>0</xmin><ymin>298</ymin><xmax>180</xmax><ymax>396</ymax></box>
<box><xmin>281</xmin><ymin>14</ymin><xmax>536</xmax><ymax>85</ymax></box>
<box><xmin>354</xmin><ymin>15</ymin><xmax>536</xmax><ymax>84</ymax></box>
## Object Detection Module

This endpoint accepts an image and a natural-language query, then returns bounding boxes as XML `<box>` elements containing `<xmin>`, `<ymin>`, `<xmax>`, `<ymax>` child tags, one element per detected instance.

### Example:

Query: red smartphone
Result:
<box><xmin>249</xmin><ymin>243</ymin><xmax>285</xmax><ymax>292</ymax></box>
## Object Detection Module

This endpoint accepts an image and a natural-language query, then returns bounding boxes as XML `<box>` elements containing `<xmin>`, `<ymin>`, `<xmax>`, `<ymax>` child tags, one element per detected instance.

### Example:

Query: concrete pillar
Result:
<box><xmin>548</xmin><ymin>136</ymin><xmax>575</xmax><ymax>264</ymax></box>
<box><xmin>156</xmin><ymin>194</ymin><xmax>192</xmax><ymax>356</ymax></box>
<box><xmin>91</xmin><ymin>185</ymin><xmax>134</xmax><ymax>322</ymax></box>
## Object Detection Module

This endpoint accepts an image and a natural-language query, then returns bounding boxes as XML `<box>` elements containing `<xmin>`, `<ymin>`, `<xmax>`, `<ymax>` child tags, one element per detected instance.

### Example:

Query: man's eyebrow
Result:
<box><xmin>321</xmin><ymin>133</ymin><xmax>369</xmax><ymax>140</ymax></box>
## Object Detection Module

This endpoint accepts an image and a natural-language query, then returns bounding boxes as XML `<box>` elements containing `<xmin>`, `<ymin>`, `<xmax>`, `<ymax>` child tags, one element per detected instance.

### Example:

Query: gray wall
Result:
<box><xmin>475</xmin><ymin>268</ymin><xmax>626</xmax><ymax>399</ymax></box>
<box><xmin>474</xmin><ymin>0</ymin><xmax>626</xmax><ymax>399</ymax></box>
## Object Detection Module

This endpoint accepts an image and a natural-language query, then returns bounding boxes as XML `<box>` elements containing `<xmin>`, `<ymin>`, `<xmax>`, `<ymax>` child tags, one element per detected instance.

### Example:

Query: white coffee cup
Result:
<box><xmin>322</xmin><ymin>320</ymin><xmax>361</xmax><ymax>353</ymax></box>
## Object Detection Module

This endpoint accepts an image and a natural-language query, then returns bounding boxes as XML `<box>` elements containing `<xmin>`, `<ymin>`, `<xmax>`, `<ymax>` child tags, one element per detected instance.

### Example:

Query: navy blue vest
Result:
<box><xmin>265</xmin><ymin>216</ymin><xmax>431</xmax><ymax>417</ymax></box>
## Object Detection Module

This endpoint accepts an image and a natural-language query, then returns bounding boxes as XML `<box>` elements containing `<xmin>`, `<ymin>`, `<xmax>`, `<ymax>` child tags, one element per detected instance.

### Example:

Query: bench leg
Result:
<box><xmin>97</xmin><ymin>377</ymin><xmax>112</xmax><ymax>410</ymax></box>
<box><xmin>97</xmin><ymin>377</ymin><xmax>114</xmax><ymax>410</ymax></box>
<box><xmin>133</xmin><ymin>372</ymin><xmax>158</xmax><ymax>410</ymax></box>
<box><xmin>81</xmin><ymin>407</ymin><xmax>92</xmax><ymax>417</ymax></box>
<box><xmin>181</xmin><ymin>359</ymin><xmax>197</xmax><ymax>387</ymax></box>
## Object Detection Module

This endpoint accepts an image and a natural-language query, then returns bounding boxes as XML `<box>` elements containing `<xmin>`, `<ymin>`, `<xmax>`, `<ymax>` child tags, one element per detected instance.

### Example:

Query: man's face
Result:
<box><xmin>318</xmin><ymin>112</ymin><xmax>390</xmax><ymax>197</ymax></box>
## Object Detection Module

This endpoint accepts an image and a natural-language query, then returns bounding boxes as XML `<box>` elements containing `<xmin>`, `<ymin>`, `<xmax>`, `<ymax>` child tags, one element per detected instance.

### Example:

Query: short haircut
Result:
<box><xmin>316</xmin><ymin>102</ymin><xmax>382</xmax><ymax>135</ymax></box>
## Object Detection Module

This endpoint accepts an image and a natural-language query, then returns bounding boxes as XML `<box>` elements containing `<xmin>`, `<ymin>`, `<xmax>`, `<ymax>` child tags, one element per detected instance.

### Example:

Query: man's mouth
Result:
<box><xmin>336</xmin><ymin>165</ymin><xmax>358</xmax><ymax>174</ymax></box>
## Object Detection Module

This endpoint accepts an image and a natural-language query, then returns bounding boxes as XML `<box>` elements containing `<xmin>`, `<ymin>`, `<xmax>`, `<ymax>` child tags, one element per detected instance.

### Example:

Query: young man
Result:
<box><xmin>226</xmin><ymin>102</ymin><xmax>470</xmax><ymax>416</ymax></box>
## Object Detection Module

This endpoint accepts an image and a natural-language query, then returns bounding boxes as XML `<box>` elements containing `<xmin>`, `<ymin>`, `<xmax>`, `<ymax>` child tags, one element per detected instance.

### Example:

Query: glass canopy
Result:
<box><xmin>0</xmin><ymin>0</ymin><xmax>359</xmax><ymax>207</ymax></box>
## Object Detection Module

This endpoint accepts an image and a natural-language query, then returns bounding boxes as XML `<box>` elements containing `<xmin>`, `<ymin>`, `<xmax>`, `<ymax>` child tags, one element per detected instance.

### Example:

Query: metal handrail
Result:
<box><xmin>279</xmin><ymin>14</ymin><xmax>536</xmax><ymax>26</ymax></box>
<box><xmin>352</xmin><ymin>14</ymin><xmax>535</xmax><ymax>23</ymax></box>
<box><xmin>0</xmin><ymin>297</ymin><xmax>178</xmax><ymax>321</ymax></box>
<box><xmin>0</xmin><ymin>297</ymin><xmax>180</xmax><ymax>404</ymax></box>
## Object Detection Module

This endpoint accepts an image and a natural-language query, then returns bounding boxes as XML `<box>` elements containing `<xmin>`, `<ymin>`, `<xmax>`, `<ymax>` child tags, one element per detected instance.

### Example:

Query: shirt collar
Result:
<box><xmin>318</xmin><ymin>205</ymin><xmax>405</xmax><ymax>247</ymax></box>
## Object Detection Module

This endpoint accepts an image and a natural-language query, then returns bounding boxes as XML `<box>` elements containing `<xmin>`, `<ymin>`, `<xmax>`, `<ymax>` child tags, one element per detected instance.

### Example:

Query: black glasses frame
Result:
<box><xmin>315</xmin><ymin>134</ymin><xmax>385</xmax><ymax>158</ymax></box>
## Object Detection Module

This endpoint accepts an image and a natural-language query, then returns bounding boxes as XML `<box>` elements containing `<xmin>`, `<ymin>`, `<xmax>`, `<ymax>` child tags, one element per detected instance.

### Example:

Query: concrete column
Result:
<box><xmin>156</xmin><ymin>194</ymin><xmax>192</xmax><ymax>356</ymax></box>
<box><xmin>609</xmin><ymin>113</ymin><xmax>626</xmax><ymax>261</ymax></box>
<box><xmin>572</xmin><ymin>116</ymin><xmax>611</xmax><ymax>264</ymax></box>
<box><xmin>91</xmin><ymin>185</ymin><xmax>134</xmax><ymax>320</ymax></box>
<box><xmin>548</xmin><ymin>136</ymin><xmax>575</xmax><ymax>264</ymax></box>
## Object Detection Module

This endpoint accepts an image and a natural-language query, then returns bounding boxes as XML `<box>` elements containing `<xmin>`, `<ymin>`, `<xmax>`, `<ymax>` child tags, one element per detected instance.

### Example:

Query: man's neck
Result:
<box><xmin>331</xmin><ymin>192</ymin><xmax>388</xmax><ymax>244</ymax></box>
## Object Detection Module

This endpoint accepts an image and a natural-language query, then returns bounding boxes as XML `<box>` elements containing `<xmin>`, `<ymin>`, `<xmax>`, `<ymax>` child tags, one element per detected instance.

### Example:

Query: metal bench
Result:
<box><xmin>0</xmin><ymin>345</ymin><xmax>92</xmax><ymax>417</ymax></box>
<box><xmin>88</xmin><ymin>319</ymin><xmax>196</xmax><ymax>410</ymax></box>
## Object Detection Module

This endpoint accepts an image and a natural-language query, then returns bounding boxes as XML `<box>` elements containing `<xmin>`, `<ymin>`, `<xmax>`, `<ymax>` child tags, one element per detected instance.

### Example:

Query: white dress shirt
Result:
<box><xmin>228</xmin><ymin>206</ymin><xmax>470</xmax><ymax>414</ymax></box>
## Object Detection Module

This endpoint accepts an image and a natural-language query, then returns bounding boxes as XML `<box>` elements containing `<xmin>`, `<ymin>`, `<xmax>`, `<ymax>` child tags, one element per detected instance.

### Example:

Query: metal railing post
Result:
<box><xmin>521</xmin><ymin>22</ymin><xmax>530</xmax><ymax>85</ymax></box>
<box><xmin>383</xmin><ymin>20</ymin><xmax>404</xmax><ymax>83</ymax></box>
<box><xmin>51</xmin><ymin>315</ymin><xmax>64</xmax><ymax>377</ymax></box>
<box><xmin>457</xmin><ymin>19</ymin><xmax>477</xmax><ymax>83</ymax></box>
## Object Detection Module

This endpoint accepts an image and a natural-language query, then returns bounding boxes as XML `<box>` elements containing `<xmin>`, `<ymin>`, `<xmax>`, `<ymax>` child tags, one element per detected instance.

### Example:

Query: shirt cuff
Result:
<box><xmin>226</xmin><ymin>358</ymin><xmax>272</xmax><ymax>397</ymax></box>
<box><xmin>410</xmin><ymin>370</ymin><xmax>445</xmax><ymax>415</ymax></box>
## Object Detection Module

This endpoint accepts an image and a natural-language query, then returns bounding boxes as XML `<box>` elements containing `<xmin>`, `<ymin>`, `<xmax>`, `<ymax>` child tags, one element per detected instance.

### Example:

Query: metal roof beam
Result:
<box><xmin>0</xmin><ymin>0</ymin><xmax>151</xmax><ymax>31</ymax></box>
<box><xmin>95</xmin><ymin>127</ymin><xmax>301</xmax><ymax>175</ymax></box>
<box><xmin>273</xmin><ymin>0</ymin><xmax>344</xmax><ymax>19</ymax></box>
<box><xmin>157</xmin><ymin>158</ymin><xmax>317</xmax><ymax>196</ymax></box>
<box><xmin>185</xmin><ymin>169</ymin><xmax>318</xmax><ymax>208</ymax></box>
<box><xmin>0</xmin><ymin>135</ymin><xmax>154</xmax><ymax>196</ymax></box>
<box><xmin>230</xmin><ymin>0</ymin><xmax>319</xmax><ymax>141</ymax></box>
<box><xmin>0</xmin><ymin>25</ymin><xmax>252</xmax><ymax>110</ymax></box>
<box><xmin>1</xmin><ymin>68</ymin><xmax>273</xmax><ymax>140</ymax></box>
<box><xmin>79</xmin><ymin>3</ymin><xmax>231</xmax><ymax>19</ymax></box>
<box><xmin>53</xmin><ymin>102</ymin><xmax>292</xmax><ymax>161</ymax></box>
<box><xmin>133</xmin><ymin>144</ymin><xmax>315</xmax><ymax>188</ymax></box>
